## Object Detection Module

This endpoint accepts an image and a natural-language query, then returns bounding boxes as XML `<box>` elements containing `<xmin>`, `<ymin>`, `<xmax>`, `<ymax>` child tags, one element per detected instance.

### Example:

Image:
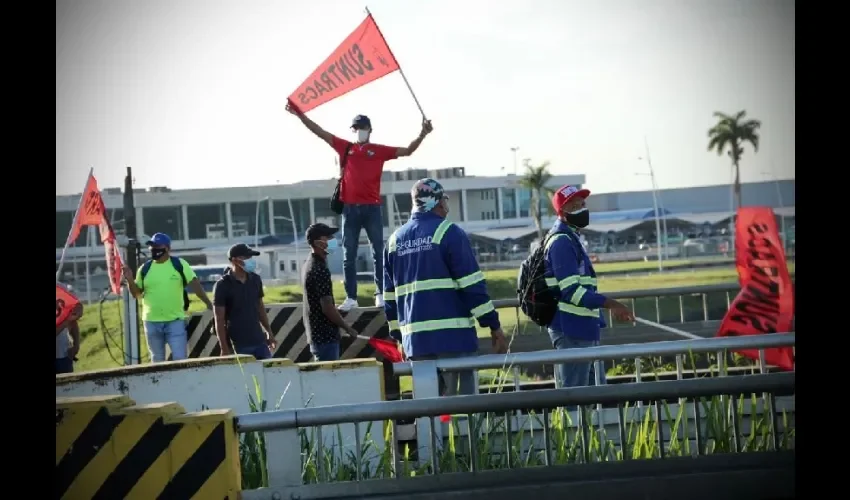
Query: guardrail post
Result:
<box><xmin>411</xmin><ymin>360</ymin><xmax>441</xmax><ymax>466</ymax></box>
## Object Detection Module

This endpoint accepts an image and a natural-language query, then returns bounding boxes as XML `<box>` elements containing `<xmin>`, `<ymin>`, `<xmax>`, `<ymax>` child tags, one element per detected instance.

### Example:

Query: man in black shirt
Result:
<box><xmin>213</xmin><ymin>243</ymin><xmax>277</xmax><ymax>360</ymax></box>
<box><xmin>303</xmin><ymin>223</ymin><xmax>357</xmax><ymax>361</ymax></box>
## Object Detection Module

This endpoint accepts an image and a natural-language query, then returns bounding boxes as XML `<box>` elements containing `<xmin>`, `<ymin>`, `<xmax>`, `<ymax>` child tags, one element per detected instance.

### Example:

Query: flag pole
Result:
<box><xmin>365</xmin><ymin>6</ymin><xmax>428</xmax><ymax>120</ymax></box>
<box><xmin>85</xmin><ymin>226</ymin><xmax>93</xmax><ymax>305</ymax></box>
<box><xmin>56</xmin><ymin>167</ymin><xmax>94</xmax><ymax>281</ymax></box>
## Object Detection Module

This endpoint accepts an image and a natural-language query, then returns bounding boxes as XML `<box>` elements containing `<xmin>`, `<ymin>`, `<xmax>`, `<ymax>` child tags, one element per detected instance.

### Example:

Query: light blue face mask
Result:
<box><xmin>325</xmin><ymin>238</ymin><xmax>339</xmax><ymax>254</ymax></box>
<box><xmin>242</xmin><ymin>258</ymin><xmax>257</xmax><ymax>273</ymax></box>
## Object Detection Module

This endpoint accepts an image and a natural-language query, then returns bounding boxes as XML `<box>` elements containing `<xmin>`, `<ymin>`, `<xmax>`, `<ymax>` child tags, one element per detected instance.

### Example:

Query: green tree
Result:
<box><xmin>707</xmin><ymin>110</ymin><xmax>761</xmax><ymax>210</ymax></box>
<box><xmin>518</xmin><ymin>159</ymin><xmax>555</xmax><ymax>240</ymax></box>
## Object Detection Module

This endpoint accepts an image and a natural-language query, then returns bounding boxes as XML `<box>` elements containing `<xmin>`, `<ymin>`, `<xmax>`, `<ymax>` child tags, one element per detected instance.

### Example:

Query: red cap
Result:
<box><xmin>552</xmin><ymin>185</ymin><xmax>591</xmax><ymax>213</ymax></box>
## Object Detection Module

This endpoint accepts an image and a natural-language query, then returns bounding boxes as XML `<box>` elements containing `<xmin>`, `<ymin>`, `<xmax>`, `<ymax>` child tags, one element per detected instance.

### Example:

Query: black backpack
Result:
<box><xmin>140</xmin><ymin>256</ymin><xmax>191</xmax><ymax>311</ymax></box>
<box><xmin>517</xmin><ymin>232</ymin><xmax>582</xmax><ymax>326</ymax></box>
<box><xmin>330</xmin><ymin>143</ymin><xmax>355</xmax><ymax>215</ymax></box>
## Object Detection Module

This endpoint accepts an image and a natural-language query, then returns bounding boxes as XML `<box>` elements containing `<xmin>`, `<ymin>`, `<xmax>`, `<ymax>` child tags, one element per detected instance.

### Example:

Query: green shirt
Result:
<box><xmin>135</xmin><ymin>258</ymin><xmax>197</xmax><ymax>322</ymax></box>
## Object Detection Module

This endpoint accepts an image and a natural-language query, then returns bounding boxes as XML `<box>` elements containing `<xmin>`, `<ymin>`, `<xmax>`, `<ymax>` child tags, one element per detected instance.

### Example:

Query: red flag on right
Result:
<box><xmin>287</xmin><ymin>14</ymin><xmax>400</xmax><ymax>114</ymax></box>
<box><xmin>716</xmin><ymin>207</ymin><xmax>794</xmax><ymax>370</ymax></box>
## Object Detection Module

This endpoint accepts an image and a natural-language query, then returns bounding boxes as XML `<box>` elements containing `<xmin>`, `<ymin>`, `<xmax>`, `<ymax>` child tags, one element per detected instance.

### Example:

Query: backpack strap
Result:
<box><xmin>170</xmin><ymin>256</ymin><xmax>188</xmax><ymax>287</ymax></box>
<box><xmin>340</xmin><ymin>143</ymin><xmax>354</xmax><ymax>173</ymax></box>
<box><xmin>544</xmin><ymin>231</ymin><xmax>583</xmax><ymax>267</ymax></box>
<box><xmin>139</xmin><ymin>260</ymin><xmax>154</xmax><ymax>290</ymax></box>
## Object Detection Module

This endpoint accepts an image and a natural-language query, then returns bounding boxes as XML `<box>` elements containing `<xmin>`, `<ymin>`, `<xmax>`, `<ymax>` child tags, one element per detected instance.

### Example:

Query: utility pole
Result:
<box><xmin>122</xmin><ymin>166</ymin><xmax>141</xmax><ymax>365</ymax></box>
<box><xmin>643</xmin><ymin>137</ymin><xmax>669</xmax><ymax>260</ymax></box>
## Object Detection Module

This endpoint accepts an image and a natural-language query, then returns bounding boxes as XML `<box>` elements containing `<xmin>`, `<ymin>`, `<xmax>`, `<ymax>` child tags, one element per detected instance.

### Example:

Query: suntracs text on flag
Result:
<box><xmin>287</xmin><ymin>14</ymin><xmax>399</xmax><ymax>114</ymax></box>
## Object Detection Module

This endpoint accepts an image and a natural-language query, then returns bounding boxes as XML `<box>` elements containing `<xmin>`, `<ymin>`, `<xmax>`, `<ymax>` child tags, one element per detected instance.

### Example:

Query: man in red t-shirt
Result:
<box><xmin>286</xmin><ymin>101</ymin><xmax>433</xmax><ymax>311</ymax></box>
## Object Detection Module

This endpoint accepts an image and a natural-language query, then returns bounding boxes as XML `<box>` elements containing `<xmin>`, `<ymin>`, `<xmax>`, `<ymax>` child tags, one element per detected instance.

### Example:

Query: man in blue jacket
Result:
<box><xmin>383</xmin><ymin>178</ymin><xmax>508</xmax><ymax>396</ymax></box>
<box><xmin>545</xmin><ymin>185</ymin><xmax>634</xmax><ymax>388</ymax></box>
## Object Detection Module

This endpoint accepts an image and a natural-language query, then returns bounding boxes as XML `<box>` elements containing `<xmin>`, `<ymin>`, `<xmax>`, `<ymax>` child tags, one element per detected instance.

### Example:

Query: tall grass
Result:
<box><xmin>236</xmin><ymin>353</ymin><xmax>795</xmax><ymax>489</ymax></box>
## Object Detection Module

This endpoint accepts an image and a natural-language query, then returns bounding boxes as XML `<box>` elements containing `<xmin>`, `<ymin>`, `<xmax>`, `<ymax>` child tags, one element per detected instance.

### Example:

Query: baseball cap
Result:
<box><xmin>306</xmin><ymin>223</ymin><xmax>339</xmax><ymax>244</ymax></box>
<box><xmin>351</xmin><ymin>115</ymin><xmax>371</xmax><ymax>129</ymax></box>
<box><xmin>145</xmin><ymin>233</ymin><xmax>172</xmax><ymax>247</ymax></box>
<box><xmin>411</xmin><ymin>178</ymin><xmax>448</xmax><ymax>212</ymax></box>
<box><xmin>552</xmin><ymin>185</ymin><xmax>591</xmax><ymax>213</ymax></box>
<box><xmin>227</xmin><ymin>243</ymin><xmax>261</xmax><ymax>260</ymax></box>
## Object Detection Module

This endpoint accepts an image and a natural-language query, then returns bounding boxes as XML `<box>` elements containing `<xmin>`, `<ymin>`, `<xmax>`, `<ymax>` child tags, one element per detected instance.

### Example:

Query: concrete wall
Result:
<box><xmin>56</xmin><ymin>355</ymin><xmax>387</xmax><ymax>488</ymax></box>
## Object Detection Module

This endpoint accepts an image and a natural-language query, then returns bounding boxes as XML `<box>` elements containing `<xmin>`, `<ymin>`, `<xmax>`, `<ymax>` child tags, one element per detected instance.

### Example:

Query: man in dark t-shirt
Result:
<box><xmin>212</xmin><ymin>243</ymin><xmax>276</xmax><ymax>360</ymax></box>
<box><xmin>302</xmin><ymin>223</ymin><xmax>358</xmax><ymax>361</ymax></box>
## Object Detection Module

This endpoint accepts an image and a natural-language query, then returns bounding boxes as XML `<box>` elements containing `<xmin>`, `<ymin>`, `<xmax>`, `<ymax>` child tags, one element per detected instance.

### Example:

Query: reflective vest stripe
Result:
<box><xmin>400</xmin><ymin>317</ymin><xmax>475</xmax><ymax>335</ymax></box>
<box><xmin>470</xmin><ymin>300</ymin><xmax>495</xmax><ymax>318</ymax></box>
<box><xmin>432</xmin><ymin>220</ymin><xmax>453</xmax><ymax>244</ymax></box>
<box><xmin>557</xmin><ymin>302</ymin><xmax>600</xmax><ymax>318</ymax></box>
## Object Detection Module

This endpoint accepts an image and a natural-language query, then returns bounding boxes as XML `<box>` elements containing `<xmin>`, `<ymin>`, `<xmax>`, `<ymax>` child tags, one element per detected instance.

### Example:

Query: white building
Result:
<box><xmin>56</xmin><ymin>167</ymin><xmax>585</xmax><ymax>279</ymax></box>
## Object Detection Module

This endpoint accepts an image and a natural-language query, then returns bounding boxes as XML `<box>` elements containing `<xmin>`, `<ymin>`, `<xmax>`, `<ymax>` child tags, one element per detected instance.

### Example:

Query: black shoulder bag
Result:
<box><xmin>330</xmin><ymin>143</ymin><xmax>354</xmax><ymax>215</ymax></box>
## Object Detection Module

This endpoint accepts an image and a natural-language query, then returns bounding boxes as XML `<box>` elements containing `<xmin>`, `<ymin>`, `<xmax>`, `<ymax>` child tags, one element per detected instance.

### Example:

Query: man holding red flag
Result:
<box><xmin>286</xmin><ymin>102</ymin><xmax>433</xmax><ymax>312</ymax></box>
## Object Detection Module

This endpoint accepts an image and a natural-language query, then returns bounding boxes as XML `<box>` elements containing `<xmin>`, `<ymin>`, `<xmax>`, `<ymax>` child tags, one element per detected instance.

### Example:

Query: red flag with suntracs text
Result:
<box><xmin>716</xmin><ymin>207</ymin><xmax>794</xmax><ymax>370</ymax></box>
<box><xmin>287</xmin><ymin>14</ymin><xmax>399</xmax><ymax>113</ymax></box>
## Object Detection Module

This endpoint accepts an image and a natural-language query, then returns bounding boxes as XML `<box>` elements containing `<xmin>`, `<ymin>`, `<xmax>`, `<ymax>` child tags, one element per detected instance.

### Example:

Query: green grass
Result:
<box><xmin>236</xmin><ymin>357</ymin><xmax>795</xmax><ymax>489</ymax></box>
<box><xmin>73</xmin><ymin>260</ymin><xmax>794</xmax><ymax>373</ymax></box>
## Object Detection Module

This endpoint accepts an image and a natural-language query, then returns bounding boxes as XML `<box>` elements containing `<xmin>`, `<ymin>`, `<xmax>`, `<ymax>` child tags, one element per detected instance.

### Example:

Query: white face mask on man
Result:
<box><xmin>356</xmin><ymin>129</ymin><xmax>370</xmax><ymax>143</ymax></box>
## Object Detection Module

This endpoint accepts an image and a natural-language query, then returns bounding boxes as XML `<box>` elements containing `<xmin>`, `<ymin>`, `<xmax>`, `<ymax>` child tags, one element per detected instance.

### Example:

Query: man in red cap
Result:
<box><xmin>544</xmin><ymin>185</ymin><xmax>634</xmax><ymax>389</ymax></box>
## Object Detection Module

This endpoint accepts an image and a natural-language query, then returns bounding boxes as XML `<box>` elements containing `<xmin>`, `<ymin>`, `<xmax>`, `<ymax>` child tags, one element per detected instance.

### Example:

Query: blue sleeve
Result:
<box><xmin>442</xmin><ymin>225</ymin><xmax>500</xmax><ymax>330</ymax></box>
<box><xmin>547</xmin><ymin>236</ymin><xmax>607</xmax><ymax>310</ymax></box>
<box><xmin>382</xmin><ymin>244</ymin><xmax>401</xmax><ymax>342</ymax></box>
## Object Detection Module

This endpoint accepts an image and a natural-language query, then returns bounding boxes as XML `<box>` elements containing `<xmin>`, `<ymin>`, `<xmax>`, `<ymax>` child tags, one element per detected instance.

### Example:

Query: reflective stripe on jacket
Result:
<box><xmin>383</xmin><ymin>211</ymin><xmax>500</xmax><ymax>358</ymax></box>
<box><xmin>544</xmin><ymin>220</ymin><xmax>607</xmax><ymax>341</ymax></box>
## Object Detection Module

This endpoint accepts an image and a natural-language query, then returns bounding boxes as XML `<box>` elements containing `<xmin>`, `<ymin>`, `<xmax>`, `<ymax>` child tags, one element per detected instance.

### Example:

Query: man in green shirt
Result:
<box><xmin>124</xmin><ymin>233</ymin><xmax>213</xmax><ymax>362</ymax></box>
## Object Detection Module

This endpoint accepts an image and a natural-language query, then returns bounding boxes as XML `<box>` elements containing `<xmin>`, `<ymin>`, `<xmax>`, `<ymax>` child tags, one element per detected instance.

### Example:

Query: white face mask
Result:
<box><xmin>356</xmin><ymin>129</ymin><xmax>370</xmax><ymax>143</ymax></box>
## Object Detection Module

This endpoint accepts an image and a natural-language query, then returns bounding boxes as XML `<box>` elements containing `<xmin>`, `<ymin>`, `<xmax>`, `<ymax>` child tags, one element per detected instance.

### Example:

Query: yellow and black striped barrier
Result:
<box><xmin>182</xmin><ymin>304</ymin><xmax>390</xmax><ymax>362</ymax></box>
<box><xmin>56</xmin><ymin>394</ymin><xmax>241</xmax><ymax>500</ymax></box>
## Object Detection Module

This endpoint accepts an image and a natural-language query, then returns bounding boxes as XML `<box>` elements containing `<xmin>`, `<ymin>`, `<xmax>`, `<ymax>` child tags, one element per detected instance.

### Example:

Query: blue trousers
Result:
<box><xmin>311</xmin><ymin>342</ymin><xmax>340</xmax><ymax>362</ymax></box>
<box><xmin>342</xmin><ymin>204</ymin><xmax>384</xmax><ymax>299</ymax></box>
<box><xmin>547</xmin><ymin>330</ymin><xmax>607</xmax><ymax>389</ymax></box>
<box><xmin>145</xmin><ymin>319</ymin><xmax>187</xmax><ymax>362</ymax></box>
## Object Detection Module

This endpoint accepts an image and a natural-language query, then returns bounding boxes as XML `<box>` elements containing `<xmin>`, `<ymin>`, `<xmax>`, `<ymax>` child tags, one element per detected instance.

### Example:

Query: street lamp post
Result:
<box><xmin>762</xmin><ymin>170</ymin><xmax>786</xmax><ymax>249</ymax></box>
<box><xmin>635</xmin><ymin>172</ymin><xmax>664</xmax><ymax>271</ymax></box>
<box><xmin>510</xmin><ymin>146</ymin><xmax>519</xmax><ymax>175</ymax></box>
<box><xmin>271</xmin><ymin>197</ymin><xmax>301</xmax><ymax>276</ymax></box>
<box><xmin>255</xmin><ymin>196</ymin><xmax>270</xmax><ymax>247</ymax></box>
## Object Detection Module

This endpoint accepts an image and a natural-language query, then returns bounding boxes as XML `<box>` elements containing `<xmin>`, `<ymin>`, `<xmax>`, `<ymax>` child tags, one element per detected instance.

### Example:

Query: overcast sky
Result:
<box><xmin>56</xmin><ymin>0</ymin><xmax>795</xmax><ymax>196</ymax></box>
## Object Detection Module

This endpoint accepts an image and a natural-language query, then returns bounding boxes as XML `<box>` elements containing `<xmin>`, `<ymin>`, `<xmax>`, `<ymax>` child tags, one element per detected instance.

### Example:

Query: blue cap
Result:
<box><xmin>146</xmin><ymin>232</ymin><xmax>172</xmax><ymax>247</ymax></box>
<box><xmin>351</xmin><ymin>115</ymin><xmax>371</xmax><ymax>129</ymax></box>
<box><xmin>411</xmin><ymin>178</ymin><xmax>447</xmax><ymax>212</ymax></box>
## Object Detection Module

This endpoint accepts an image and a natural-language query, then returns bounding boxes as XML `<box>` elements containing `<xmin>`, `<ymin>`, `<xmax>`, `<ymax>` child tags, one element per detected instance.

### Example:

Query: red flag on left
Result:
<box><xmin>56</xmin><ymin>283</ymin><xmax>81</xmax><ymax>328</ymax></box>
<box><xmin>66</xmin><ymin>174</ymin><xmax>107</xmax><ymax>246</ymax></box>
<box><xmin>65</xmin><ymin>172</ymin><xmax>124</xmax><ymax>294</ymax></box>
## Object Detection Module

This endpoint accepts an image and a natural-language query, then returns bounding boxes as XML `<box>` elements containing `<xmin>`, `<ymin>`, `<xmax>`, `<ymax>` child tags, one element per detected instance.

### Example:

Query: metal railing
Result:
<box><xmin>237</xmin><ymin>373</ymin><xmax>794</xmax><ymax>434</ymax></box>
<box><xmin>493</xmin><ymin>282</ymin><xmax>744</xmax><ymax>336</ymax></box>
<box><xmin>236</xmin><ymin>371</ymin><xmax>795</xmax><ymax>498</ymax></box>
<box><xmin>392</xmin><ymin>333</ymin><xmax>795</xmax><ymax>376</ymax></box>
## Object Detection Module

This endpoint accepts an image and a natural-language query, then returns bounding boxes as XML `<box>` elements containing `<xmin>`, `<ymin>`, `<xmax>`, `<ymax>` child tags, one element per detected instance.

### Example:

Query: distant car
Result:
<box><xmin>191</xmin><ymin>264</ymin><xmax>228</xmax><ymax>292</ymax></box>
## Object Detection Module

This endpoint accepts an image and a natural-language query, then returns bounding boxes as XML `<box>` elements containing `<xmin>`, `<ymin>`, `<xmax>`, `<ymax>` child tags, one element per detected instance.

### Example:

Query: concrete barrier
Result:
<box><xmin>184</xmin><ymin>305</ymin><xmax>390</xmax><ymax>362</ymax></box>
<box><xmin>56</xmin><ymin>394</ymin><xmax>241</xmax><ymax>500</ymax></box>
<box><xmin>56</xmin><ymin>355</ymin><xmax>387</xmax><ymax>488</ymax></box>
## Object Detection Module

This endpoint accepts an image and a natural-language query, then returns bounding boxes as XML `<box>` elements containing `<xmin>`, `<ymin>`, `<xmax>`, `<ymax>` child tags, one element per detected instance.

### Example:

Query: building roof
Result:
<box><xmin>590</xmin><ymin>208</ymin><xmax>673</xmax><ymax>222</ymax></box>
<box><xmin>583</xmin><ymin>220</ymin><xmax>647</xmax><ymax>234</ymax></box>
<box><xmin>468</xmin><ymin>226</ymin><xmax>538</xmax><ymax>242</ymax></box>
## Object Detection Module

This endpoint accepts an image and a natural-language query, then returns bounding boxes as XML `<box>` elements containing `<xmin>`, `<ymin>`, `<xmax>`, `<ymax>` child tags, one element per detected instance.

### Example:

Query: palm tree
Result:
<box><xmin>707</xmin><ymin>110</ymin><xmax>761</xmax><ymax>210</ymax></box>
<box><xmin>518</xmin><ymin>159</ymin><xmax>555</xmax><ymax>240</ymax></box>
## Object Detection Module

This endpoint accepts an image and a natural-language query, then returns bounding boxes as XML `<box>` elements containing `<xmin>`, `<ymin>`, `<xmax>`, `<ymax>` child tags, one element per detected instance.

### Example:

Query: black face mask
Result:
<box><xmin>151</xmin><ymin>247</ymin><xmax>167</xmax><ymax>260</ymax></box>
<box><xmin>565</xmin><ymin>208</ymin><xmax>590</xmax><ymax>228</ymax></box>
